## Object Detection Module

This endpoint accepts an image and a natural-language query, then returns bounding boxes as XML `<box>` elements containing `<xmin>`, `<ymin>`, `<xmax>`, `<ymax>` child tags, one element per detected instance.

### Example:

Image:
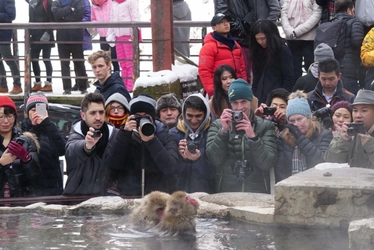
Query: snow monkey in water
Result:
<box><xmin>158</xmin><ymin>191</ymin><xmax>200</xmax><ymax>235</ymax></box>
<box><xmin>131</xmin><ymin>191</ymin><xmax>170</xmax><ymax>230</ymax></box>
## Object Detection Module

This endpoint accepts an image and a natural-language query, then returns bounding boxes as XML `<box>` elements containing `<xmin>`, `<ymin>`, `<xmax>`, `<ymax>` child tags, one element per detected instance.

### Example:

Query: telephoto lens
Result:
<box><xmin>139</xmin><ymin>117</ymin><xmax>156</xmax><ymax>136</ymax></box>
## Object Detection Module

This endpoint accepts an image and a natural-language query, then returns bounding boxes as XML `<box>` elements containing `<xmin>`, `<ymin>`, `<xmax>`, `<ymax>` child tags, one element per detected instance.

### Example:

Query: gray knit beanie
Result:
<box><xmin>314</xmin><ymin>43</ymin><xmax>335</xmax><ymax>62</ymax></box>
<box><xmin>105</xmin><ymin>93</ymin><xmax>130</xmax><ymax>111</ymax></box>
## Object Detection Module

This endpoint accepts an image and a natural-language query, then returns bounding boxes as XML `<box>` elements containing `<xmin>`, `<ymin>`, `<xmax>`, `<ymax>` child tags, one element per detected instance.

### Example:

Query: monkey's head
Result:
<box><xmin>166</xmin><ymin>191</ymin><xmax>199</xmax><ymax>216</ymax></box>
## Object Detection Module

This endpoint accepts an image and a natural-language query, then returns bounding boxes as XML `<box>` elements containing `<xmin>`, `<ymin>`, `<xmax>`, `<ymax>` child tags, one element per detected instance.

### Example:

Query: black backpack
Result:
<box><xmin>314</xmin><ymin>18</ymin><xmax>347</xmax><ymax>63</ymax></box>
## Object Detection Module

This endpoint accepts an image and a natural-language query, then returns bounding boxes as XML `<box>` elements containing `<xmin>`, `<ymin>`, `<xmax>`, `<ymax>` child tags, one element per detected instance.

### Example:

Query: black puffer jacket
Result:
<box><xmin>307</xmin><ymin>79</ymin><xmax>355</xmax><ymax>111</ymax></box>
<box><xmin>275</xmin><ymin>127</ymin><xmax>333</xmax><ymax>182</ymax></box>
<box><xmin>0</xmin><ymin>128</ymin><xmax>41</xmax><ymax>197</ymax></box>
<box><xmin>335</xmin><ymin>13</ymin><xmax>365</xmax><ymax>80</ymax></box>
<box><xmin>22</xmin><ymin>117</ymin><xmax>66</xmax><ymax>196</ymax></box>
<box><xmin>109</xmin><ymin>120</ymin><xmax>178</xmax><ymax>196</ymax></box>
<box><xmin>51</xmin><ymin>0</ymin><xmax>84</xmax><ymax>42</ymax></box>
<box><xmin>26</xmin><ymin>0</ymin><xmax>55</xmax><ymax>49</ymax></box>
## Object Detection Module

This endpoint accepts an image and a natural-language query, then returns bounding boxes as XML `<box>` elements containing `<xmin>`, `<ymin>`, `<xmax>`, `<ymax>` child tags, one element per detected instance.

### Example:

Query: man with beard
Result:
<box><xmin>170</xmin><ymin>93</ymin><xmax>215</xmax><ymax>193</ymax></box>
<box><xmin>63</xmin><ymin>92</ymin><xmax>121</xmax><ymax>195</ymax></box>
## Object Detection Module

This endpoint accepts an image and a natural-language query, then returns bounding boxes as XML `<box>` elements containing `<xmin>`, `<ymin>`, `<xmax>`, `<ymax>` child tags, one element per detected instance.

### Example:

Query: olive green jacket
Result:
<box><xmin>324</xmin><ymin>127</ymin><xmax>374</xmax><ymax>169</ymax></box>
<box><xmin>206</xmin><ymin>113</ymin><xmax>277</xmax><ymax>193</ymax></box>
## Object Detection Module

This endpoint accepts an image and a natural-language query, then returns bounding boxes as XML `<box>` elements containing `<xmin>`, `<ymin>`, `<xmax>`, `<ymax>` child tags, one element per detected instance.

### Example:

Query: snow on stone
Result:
<box><xmin>134</xmin><ymin>70</ymin><xmax>179</xmax><ymax>88</ymax></box>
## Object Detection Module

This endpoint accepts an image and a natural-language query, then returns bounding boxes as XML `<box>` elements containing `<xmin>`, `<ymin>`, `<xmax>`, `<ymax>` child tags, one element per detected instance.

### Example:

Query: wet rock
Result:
<box><xmin>349</xmin><ymin>218</ymin><xmax>374</xmax><ymax>250</ymax></box>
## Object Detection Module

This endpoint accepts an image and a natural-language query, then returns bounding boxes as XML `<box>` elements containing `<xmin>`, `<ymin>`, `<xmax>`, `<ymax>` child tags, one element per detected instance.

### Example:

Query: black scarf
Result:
<box><xmin>80</xmin><ymin>121</ymin><xmax>109</xmax><ymax>158</ymax></box>
<box><xmin>212</xmin><ymin>31</ymin><xmax>236</xmax><ymax>50</ymax></box>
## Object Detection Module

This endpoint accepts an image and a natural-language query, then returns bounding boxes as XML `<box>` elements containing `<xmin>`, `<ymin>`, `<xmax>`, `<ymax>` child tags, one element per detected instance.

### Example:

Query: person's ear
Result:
<box><xmin>337</xmin><ymin>72</ymin><xmax>342</xmax><ymax>80</ymax></box>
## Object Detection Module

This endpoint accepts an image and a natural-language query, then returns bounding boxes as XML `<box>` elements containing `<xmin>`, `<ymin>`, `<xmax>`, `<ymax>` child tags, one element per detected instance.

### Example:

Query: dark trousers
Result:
<box><xmin>31</xmin><ymin>47</ymin><xmax>53</xmax><ymax>83</ymax></box>
<box><xmin>100</xmin><ymin>37</ymin><xmax>120</xmax><ymax>73</ymax></box>
<box><xmin>57</xmin><ymin>43</ymin><xmax>87</xmax><ymax>91</ymax></box>
<box><xmin>0</xmin><ymin>45</ymin><xmax>21</xmax><ymax>88</ymax></box>
<box><xmin>287</xmin><ymin>40</ymin><xmax>314</xmax><ymax>83</ymax></box>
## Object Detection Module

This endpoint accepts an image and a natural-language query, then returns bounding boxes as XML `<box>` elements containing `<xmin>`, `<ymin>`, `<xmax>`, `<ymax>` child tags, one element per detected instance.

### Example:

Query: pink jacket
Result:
<box><xmin>107</xmin><ymin>0</ymin><xmax>140</xmax><ymax>37</ymax></box>
<box><xmin>91</xmin><ymin>0</ymin><xmax>112</xmax><ymax>37</ymax></box>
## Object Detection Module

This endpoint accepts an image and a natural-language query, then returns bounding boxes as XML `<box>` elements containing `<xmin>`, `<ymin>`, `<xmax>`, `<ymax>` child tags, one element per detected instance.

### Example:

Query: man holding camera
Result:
<box><xmin>64</xmin><ymin>92</ymin><xmax>121</xmax><ymax>195</ymax></box>
<box><xmin>206</xmin><ymin>79</ymin><xmax>277</xmax><ymax>193</ymax></box>
<box><xmin>109</xmin><ymin>94</ymin><xmax>178</xmax><ymax>196</ymax></box>
<box><xmin>170</xmin><ymin>93</ymin><xmax>215</xmax><ymax>194</ymax></box>
<box><xmin>325</xmin><ymin>90</ymin><xmax>374</xmax><ymax>168</ymax></box>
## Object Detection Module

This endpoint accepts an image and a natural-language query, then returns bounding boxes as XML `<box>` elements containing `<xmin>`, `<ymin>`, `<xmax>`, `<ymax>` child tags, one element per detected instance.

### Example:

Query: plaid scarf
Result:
<box><xmin>292</xmin><ymin>146</ymin><xmax>307</xmax><ymax>175</ymax></box>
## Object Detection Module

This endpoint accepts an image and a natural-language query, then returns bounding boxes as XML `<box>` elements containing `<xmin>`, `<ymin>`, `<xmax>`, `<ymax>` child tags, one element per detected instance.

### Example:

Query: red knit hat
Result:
<box><xmin>0</xmin><ymin>96</ymin><xmax>17</xmax><ymax>114</ymax></box>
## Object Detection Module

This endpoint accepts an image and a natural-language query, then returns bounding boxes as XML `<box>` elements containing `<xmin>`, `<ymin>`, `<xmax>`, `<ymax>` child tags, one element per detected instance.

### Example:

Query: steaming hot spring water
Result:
<box><xmin>0</xmin><ymin>206</ymin><xmax>347</xmax><ymax>250</ymax></box>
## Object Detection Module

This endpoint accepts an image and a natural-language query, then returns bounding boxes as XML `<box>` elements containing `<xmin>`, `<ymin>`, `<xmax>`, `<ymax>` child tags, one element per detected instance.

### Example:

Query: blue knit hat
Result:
<box><xmin>228</xmin><ymin>78</ymin><xmax>253</xmax><ymax>103</ymax></box>
<box><xmin>286</xmin><ymin>97</ymin><xmax>312</xmax><ymax>120</ymax></box>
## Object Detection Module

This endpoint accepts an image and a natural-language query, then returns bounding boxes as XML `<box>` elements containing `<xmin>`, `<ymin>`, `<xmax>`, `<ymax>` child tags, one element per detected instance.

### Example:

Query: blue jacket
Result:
<box><xmin>0</xmin><ymin>0</ymin><xmax>16</xmax><ymax>43</ymax></box>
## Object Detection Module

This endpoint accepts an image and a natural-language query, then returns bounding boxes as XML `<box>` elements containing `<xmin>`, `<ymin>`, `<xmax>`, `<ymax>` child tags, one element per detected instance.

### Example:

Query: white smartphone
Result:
<box><xmin>35</xmin><ymin>103</ymin><xmax>47</xmax><ymax>116</ymax></box>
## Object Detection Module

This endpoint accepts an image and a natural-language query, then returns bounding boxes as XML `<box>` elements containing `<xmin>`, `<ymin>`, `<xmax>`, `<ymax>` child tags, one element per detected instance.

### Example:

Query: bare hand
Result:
<box><xmin>139</xmin><ymin>126</ymin><xmax>155</xmax><ymax>142</ymax></box>
<box><xmin>0</xmin><ymin>149</ymin><xmax>17</xmax><ymax>166</ymax></box>
<box><xmin>254</xmin><ymin>103</ymin><xmax>267</xmax><ymax>118</ymax></box>
<box><xmin>274</xmin><ymin>109</ymin><xmax>287</xmax><ymax>126</ymax></box>
<box><xmin>124</xmin><ymin>115</ymin><xmax>137</xmax><ymax>132</ymax></box>
<box><xmin>31</xmin><ymin>111</ymin><xmax>48</xmax><ymax>125</ymax></box>
<box><xmin>358</xmin><ymin>133</ymin><xmax>372</xmax><ymax>145</ymax></box>
<box><xmin>340</xmin><ymin>123</ymin><xmax>351</xmax><ymax>141</ymax></box>
<box><xmin>85</xmin><ymin>127</ymin><xmax>101</xmax><ymax>150</ymax></box>
<box><xmin>220</xmin><ymin>109</ymin><xmax>233</xmax><ymax>132</ymax></box>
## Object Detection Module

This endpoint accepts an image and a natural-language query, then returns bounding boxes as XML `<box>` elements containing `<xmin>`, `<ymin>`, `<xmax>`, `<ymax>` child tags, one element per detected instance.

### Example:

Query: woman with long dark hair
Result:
<box><xmin>209</xmin><ymin>64</ymin><xmax>259</xmax><ymax>118</ymax></box>
<box><xmin>249</xmin><ymin>19</ymin><xmax>294</xmax><ymax>105</ymax></box>
<box><xmin>208</xmin><ymin>64</ymin><xmax>236</xmax><ymax>119</ymax></box>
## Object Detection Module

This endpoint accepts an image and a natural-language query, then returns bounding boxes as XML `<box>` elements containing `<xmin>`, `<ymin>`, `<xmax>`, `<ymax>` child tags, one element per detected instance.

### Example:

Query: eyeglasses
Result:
<box><xmin>0</xmin><ymin>114</ymin><xmax>15</xmax><ymax>122</ymax></box>
<box><xmin>110</xmin><ymin>106</ymin><xmax>125</xmax><ymax>112</ymax></box>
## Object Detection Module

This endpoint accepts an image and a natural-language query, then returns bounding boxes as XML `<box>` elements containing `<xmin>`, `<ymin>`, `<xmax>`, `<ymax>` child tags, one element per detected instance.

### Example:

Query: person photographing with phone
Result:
<box><xmin>21</xmin><ymin>93</ymin><xmax>66</xmax><ymax>196</ymax></box>
<box><xmin>325</xmin><ymin>90</ymin><xmax>374</xmax><ymax>168</ymax></box>
<box><xmin>0</xmin><ymin>96</ymin><xmax>41</xmax><ymax>198</ymax></box>
<box><xmin>63</xmin><ymin>93</ymin><xmax>121</xmax><ymax>195</ymax></box>
<box><xmin>206</xmin><ymin>78</ymin><xmax>277</xmax><ymax>193</ymax></box>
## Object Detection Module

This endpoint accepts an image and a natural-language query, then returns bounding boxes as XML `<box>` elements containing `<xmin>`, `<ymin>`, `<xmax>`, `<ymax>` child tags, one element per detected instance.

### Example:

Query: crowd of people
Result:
<box><xmin>1</xmin><ymin>0</ymin><xmax>374</xmax><ymax>199</ymax></box>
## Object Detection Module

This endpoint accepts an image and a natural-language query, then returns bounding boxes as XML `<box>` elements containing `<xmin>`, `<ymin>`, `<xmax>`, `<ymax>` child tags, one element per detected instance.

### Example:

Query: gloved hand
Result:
<box><xmin>313</xmin><ymin>106</ymin><xmax>332</xmax><ymax>121</ymax></box>
<box><xmin>284</xmin><ymin>124</ymin><xmax>303</xmax><ymax>139</ymax></box>
<box><xmin>7</xmin><ymin>141</ymin><xmax>31</xmax><ymax>163</ymax></box>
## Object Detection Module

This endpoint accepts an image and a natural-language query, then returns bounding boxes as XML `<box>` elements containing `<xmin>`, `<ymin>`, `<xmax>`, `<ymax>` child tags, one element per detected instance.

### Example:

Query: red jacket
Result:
<box><xmin>198</xmin><ymin>32</ymin><xmax>247</xmax><ymax>97</ymax></box>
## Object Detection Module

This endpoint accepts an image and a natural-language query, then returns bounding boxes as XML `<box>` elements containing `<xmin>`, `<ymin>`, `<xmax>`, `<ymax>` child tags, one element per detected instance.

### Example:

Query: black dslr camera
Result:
<box><xmin>187</xmin><ymin>141</ymin><xmax>199</xmax><ymax>154</ymax></box>
<box><xmin>130</xmin><ymin>114</ymin><xmax>156</xmax><ymax>136</ymax></box>
<box><xmin>347</xmin><ymin>123</ymin><xmax>366</xmax><ymax>136</ymax></box>
<box><xmin>233</xmin><ymin>160</ymin><xmax>252</xmax><ymax>183</ymax></box>
<box><xmin>263</xmin><ymin>107</ymin><xmax>276</xmax><ymax>116</ymax></box>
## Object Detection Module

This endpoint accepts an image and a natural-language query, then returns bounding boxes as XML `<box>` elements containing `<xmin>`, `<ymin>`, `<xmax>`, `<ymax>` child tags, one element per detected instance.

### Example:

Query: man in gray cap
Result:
<box><xmin>325</xmin><ymin>89</ymin><xmax>374</xmax><ymax>168</ymax></box>
<box><xmin>293</xmin><ymin>43</ymin><xmax>335</xmax><ymax>93</ymax></box>
<box><xmin>156</xmin><ymin>93</ymin><xmax>182</xmax><ymax>129</ymax></box>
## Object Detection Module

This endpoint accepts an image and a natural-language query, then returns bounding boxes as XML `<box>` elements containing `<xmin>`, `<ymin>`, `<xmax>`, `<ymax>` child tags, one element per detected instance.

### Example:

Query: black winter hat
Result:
<box><xmin>130</xmin><ymin>94</ymin><xmax>157</xmax><ymax>120</ymax></box>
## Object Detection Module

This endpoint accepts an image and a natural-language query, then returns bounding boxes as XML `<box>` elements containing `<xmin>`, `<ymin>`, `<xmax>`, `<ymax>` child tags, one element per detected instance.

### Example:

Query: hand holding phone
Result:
<box><xmin>36</xmin><ymin>103</ymin><xmax>47</xmax><ymax>117</ymax></box>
